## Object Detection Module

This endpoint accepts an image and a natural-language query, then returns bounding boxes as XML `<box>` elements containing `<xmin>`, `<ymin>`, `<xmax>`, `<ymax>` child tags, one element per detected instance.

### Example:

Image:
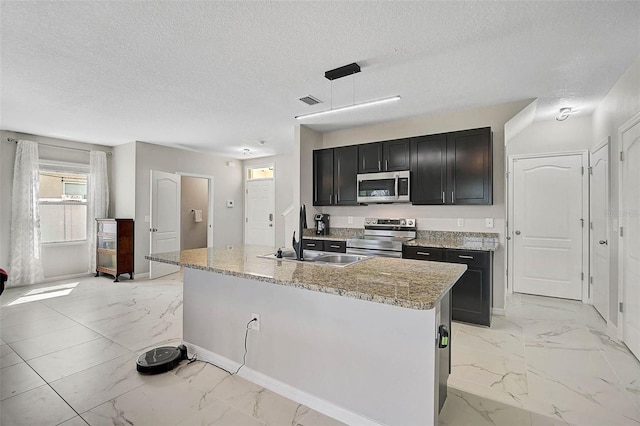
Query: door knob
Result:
<box><xmin>515</xmin><ymin>230</ymin><xmax>521</xmax><ymax>235</ymax></box>
<box><xmin>598</xmin><ymin>240</ymin><xmax>608</xmax><ymax>245</ymax></box>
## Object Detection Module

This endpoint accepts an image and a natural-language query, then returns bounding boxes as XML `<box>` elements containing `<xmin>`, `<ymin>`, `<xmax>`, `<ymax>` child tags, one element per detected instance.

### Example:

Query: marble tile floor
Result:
<box><xmin>1</xmin><ymin>274</ymin><xmax>639</xmax><ymax>425</ymax></box>
<box><xmin>440</xmin><ymin>293</ymin><xmax>640</xmax><ymax>426</ymax></box>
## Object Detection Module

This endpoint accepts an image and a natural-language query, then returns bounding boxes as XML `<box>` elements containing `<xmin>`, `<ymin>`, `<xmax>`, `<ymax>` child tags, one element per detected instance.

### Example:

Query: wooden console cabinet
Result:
<box><xmin>96</xmin><ymin>218</ymin><xmax>134</xmax><ymax>282</ymax></box>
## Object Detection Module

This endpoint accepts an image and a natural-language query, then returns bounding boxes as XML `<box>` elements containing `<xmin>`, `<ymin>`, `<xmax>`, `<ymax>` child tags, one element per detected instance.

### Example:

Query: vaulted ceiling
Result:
<box><xmin>1</xmin><ymin>1</ymin><xmax>639</xmax><ymax>158</ymax></box>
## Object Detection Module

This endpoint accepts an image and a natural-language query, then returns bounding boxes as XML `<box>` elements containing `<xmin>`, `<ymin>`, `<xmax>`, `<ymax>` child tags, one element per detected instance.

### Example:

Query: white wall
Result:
<box><xmin>134</xmin><ymin>142</ymin><xmax>243</xmax><ymax>274</ymax></box>
<box><xmin>300</xmin><ymin>100</ymin><xmax>532</xmax><ymax>311</ymax></box>
<box><xmin>507</xmin><ymin>115</ymin><xmax>592</xmax><ymax>156</ymax></box>
<box><xmin>112</xmin><ymin>141</ymin><xmax>136</xmax><ymax>219</ymax></box>
<box><xmin>0</xmin><ymin>130</ymin><xmax>113</xmax><ymax>281</ymax></box>
<box><xmin>242</xmin><ymin>155</ymin><xmax>294</xmax><ymax>249</ymax></box>
<box><xmin>592</xmin><ymin>55</ymin><xmax>640</xmax><ymax>327</ymax></box>
<box><xmin>181</xmin><ymin>176</ymin><xmax>208</xmax><ymax>250</ymax></box>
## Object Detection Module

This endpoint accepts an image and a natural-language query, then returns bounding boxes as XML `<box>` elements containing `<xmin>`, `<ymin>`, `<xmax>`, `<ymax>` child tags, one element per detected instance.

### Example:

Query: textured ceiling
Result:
<box><xmin>1</xmin><ymin>1</ymin><xmax>639</xmax><ymax>158</ymax></box>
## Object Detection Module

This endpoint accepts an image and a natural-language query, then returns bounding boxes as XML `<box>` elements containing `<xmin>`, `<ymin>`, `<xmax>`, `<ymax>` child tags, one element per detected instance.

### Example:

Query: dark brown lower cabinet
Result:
<box><xmin>402</xmin><ymin>246</ymin><xmax>492</xmax><ymax>326</ymax></box>
<box><xmin>302</xmin><ymin>239</ymin><xmax>347</xmax><ymax>253</ymax></box>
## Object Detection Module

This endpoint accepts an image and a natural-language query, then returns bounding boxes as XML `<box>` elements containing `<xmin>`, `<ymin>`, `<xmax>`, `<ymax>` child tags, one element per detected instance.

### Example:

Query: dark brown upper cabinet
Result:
<box><xmin>313</xmin><ymin>146</ymin><xmax>358</xmax><ymax>206</ymax></box>
<box><xmin>411</xmin><ymin>127</ymin><xmax>492</xmax><ymax>205</ymax></box>
<box><xmin>357</xmin><ymin>139</ymin><xmax>410</xmax><ymax>173</ymax></box>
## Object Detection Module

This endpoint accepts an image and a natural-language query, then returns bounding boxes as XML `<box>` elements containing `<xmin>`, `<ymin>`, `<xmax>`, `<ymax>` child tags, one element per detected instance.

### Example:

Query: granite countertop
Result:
<box><xmin>406</xmin><ymin>231</ymin><xmax>500</xmax><ymax>251</ymax></box>
<box><xmin>302</xmin><ymin>228</ymin><xmax>362</xmax><ymax>242</ymax></box>
<box><xmin>146</xmin><ymin>245</ymin><xmax>466</xmax><ymax>310</ymax></box>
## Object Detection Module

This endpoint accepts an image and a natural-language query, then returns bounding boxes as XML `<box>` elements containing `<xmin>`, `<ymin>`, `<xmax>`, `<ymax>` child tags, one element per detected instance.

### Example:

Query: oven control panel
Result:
<box><xmin>364</xmin><ymin>218</ymin><xmax>416</xmax><ymax>228</ymax></box>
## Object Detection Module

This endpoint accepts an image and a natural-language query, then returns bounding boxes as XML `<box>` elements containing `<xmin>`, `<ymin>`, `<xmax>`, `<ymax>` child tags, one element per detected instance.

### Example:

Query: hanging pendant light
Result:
<box><xmin>295</xmin><ymin>63</ymin><xmax>401</xmax><ymax>120</ymax></box>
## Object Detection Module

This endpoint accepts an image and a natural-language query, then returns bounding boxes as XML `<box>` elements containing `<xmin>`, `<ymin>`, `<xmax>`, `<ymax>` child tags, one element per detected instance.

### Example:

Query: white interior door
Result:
<box><xmin>150</xmin><ymin>170</ymin><xmax>181</xmax><ymax>279</ymax></box>
<box><xmin>512</xmin><ymin>154</ymin><xmax>585</xmax><ymax>300</ymax></box>
<box><xmin>590</xmin><ymin>141</ymin><xmax>610</xmax><ymax>321</ymax></box>
<box><xmin>245</xmin><ymin>179</ymin><xmax>275</xmax><ymax>246</ymax></box>
<box><xmin>620</xmin><ymin>115</ymin><xmax>640</xmax><ymax>359</ymax></box>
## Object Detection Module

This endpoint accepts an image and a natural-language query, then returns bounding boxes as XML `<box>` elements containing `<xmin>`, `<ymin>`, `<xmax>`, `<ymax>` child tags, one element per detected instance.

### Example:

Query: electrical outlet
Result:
<box><xmin>457</xmin><ymin>218</ymin><xmax>464</xmax><ymax>227</ymax></box>
<box><xmin>348</xmin><ymin>216</ymin><xmax>353</xmax><ymax>224</ymax></box>
<box><xmin>485</xmin><ymin>218</ymin><xmax>494</xmax><ymax>228</ymax></box>
<box><xmin>250</xmin><ymin>313</ymin><xmax>260</xmax><ymax>331</ymax></box>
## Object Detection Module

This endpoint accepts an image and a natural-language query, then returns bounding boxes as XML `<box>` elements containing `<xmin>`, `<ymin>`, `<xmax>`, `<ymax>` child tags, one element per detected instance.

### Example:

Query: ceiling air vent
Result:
<box><xmin>299</xmin><ymin>95</ymin><xmax>322</xmax><ymax>106</ymax></box>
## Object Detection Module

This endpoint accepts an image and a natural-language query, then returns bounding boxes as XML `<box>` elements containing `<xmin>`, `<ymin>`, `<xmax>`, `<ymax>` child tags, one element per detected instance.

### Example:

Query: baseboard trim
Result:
<box><xmin>40</xmin><ymin>272</ymin><xmax>93</xmax><ymax>284</ymax></box>
<box><xmin>492</xmin><ymin>307</ymin><xmax>505</xmax><ymax>316</ymax></box>
<box><xmin>607</xmin><ymin>321</ymin><xmax>620</xmax><ymax>341</ymax></box>
<box><xmin>184</xmin><ymin>342</ymin><xmax>384</xmax><ymax>426</ymax></box>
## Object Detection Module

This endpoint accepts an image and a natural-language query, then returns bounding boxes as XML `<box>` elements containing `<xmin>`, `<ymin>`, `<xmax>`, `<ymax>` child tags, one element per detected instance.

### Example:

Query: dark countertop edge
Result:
<box><xmin>145</xmin><ymin>254</ymin><xmax>466</xmax><ymax>310</ymax></box>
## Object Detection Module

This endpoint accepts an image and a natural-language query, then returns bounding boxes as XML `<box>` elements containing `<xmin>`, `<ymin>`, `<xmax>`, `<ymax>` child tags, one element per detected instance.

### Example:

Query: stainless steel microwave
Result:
<box><xmin>357</xmin><ymin>170</ymin><xmax>410</xmax><ymax>203</ymax></box>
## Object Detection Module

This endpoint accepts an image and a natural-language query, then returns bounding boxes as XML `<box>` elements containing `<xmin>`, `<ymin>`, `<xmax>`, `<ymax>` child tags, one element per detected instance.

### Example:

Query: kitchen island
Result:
<box><xmin>147</xmin><ymin>245</ymin><xmax>466</xmax><ymax>426</ymax></box>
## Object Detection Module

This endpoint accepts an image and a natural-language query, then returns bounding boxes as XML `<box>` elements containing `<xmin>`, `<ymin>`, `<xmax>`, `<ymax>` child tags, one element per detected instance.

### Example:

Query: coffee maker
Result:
<box><xmin>314</xmin><ymin>214</ymin><xmax>330</xmax><ymax>235</ymax></box>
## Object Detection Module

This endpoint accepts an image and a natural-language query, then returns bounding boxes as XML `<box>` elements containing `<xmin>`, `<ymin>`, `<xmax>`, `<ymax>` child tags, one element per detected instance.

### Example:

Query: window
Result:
<box><xmin>247</xmin><ymin>166</ymin><xmax>274</xmax><ymax>180</ymax></box>
<box><xmin>39</xmin><ymin>169</ymin><xmax>88</xmax><ymax>243</ymax></box>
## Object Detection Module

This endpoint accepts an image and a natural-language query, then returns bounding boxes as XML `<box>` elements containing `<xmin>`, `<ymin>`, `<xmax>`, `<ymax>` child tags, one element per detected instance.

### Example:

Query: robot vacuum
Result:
<box><xmin>136</xmin><ymin>344</ymin><xmax>189</xmax><ymax>374</ymax></box>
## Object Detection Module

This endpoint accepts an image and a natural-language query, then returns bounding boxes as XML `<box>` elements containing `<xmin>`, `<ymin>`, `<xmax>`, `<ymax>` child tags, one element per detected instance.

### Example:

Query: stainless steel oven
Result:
<box><xmin>356</xmin><ymin>170</ymin><xmax>410</xmax><ymax>204</ymax></box>
<box><xmin>347</xmin><ymin>218</ymin><xmax>416</xmax><ymax>258</ymax></box>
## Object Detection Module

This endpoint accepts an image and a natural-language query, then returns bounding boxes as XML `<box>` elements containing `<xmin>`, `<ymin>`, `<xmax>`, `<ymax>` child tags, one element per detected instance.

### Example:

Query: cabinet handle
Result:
<box><xmin>307</xmin><ymin>243</ymin><xmax>316</xmax><ymax>247</ymax></box>
<box><xmin>451</xmin><ymin>192</ymin><xmax>454</xmax><ymax>203</ymax></box>
<box><xmin>458</xmin><ymin>255</ymin><xmax>474</xmax><ymax>259</ymax></box>
<box><xmin>337</xmin><ymin>193</ymin><xmax>339</xmax><ymax>203</ymax></box>
<box><xmin>442</xmin><ymin>192</ymin><xmax>445</xmax><ymax>203</ymax></box>
<box><xmin>385</xmin><ymin>160</ymin><xmax>388</xmax><ymax>170</ymax></box>
<box><xmin>378</xmin><ymin>160</ymin><xmax>381</xmax><ymax>171</ymax></box>
<box><xmin>330</xmin><ymin>194</ymin><xmax>333</xmax><ymax>204</ymax></box>
<box><xmin>416</xmin><ymin>251</ymin><xmax>431</xmax><ymax>256</ymax></box>
<box><xmin>330</xmin><ymin>245</ymin><xmax>341</xmax><ymax>249</ymax></box>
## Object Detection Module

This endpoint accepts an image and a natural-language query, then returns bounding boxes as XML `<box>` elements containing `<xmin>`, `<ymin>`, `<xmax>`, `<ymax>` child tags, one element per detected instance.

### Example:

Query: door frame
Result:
<box><xmin>617</xmin><ymin>111</ymin><xmax>640</xmax><ymax>340</ymax></box>
<box><xmin>244</xmin><ymin>163</ymin><xmax>276</xmax><ymax>245</ymax></box>
<box><xmin>177</xmin><ymin>172</ymin><xmax>215</xmax><ymax>248</ymax></box>
<box><xmin>149</xmin><ymin>170</ymin><xmax>181</xmax><ymax>279</ymax></box>
<box><xmin>507</xmin><ymin>150</ymin><xmax>589</xmax><ymax>302</ymax></box>
<box><xmin>589</xmin><ymin>137</ymin><xmax>610</xmax><ymax>319</ymax></box>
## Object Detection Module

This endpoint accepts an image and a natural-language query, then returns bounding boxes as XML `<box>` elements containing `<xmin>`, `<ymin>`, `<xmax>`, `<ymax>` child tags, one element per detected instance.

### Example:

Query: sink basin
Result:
<box><xmin>258</xmin><ymin>251</ymin><xmax>368</xmax><ymax>267</ymax></box>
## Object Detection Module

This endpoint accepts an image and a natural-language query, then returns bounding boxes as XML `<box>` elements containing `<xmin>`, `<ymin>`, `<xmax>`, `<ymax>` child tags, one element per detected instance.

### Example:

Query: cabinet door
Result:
<box><xmin>358</xmin><ymin>143</ymin><xmax>382</xmax><ymax>173</ymax></box>
<box><xmin>383</xmin><ymin>139</ymin><xmax>410</xmax><ymax>171</ymax></box>
<box><xmin>450</xmin><ymin>266</ymin><xmax>491</xmax><ymax>326</ymax></box>
<box><xmin>313</xmin><ymin>149</ymin><xmax>334</xmax><ymax>206</ymax></box>
<box><xmin>447</xmin><ymin>127</ymin><xmax>492</xmax><ymax>205</ymax></box>
<box><xmin>411</xmin><ymin>135</ymin><xmax>447</xmax><ymax>204</ymax></box>
<box><xmin>333</xmin><ymin>146</ymin><xmax>358</xmax><ymax>205</ymax></box>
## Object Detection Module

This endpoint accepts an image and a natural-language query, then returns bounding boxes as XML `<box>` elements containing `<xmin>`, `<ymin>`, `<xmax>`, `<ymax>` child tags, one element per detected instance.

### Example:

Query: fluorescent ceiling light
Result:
<box><xmin>295</xmin><ymin>95</ymin><xmax>401</xmax><ymax>120</ymax></box>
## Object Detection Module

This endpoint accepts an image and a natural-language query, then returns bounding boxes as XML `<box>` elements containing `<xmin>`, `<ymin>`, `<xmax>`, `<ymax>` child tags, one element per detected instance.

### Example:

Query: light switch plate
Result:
<box><xmin>457</xmin><ymin>218</ymin><xmax>464</xmax><ymax>227</ymax></box>
<box><xmin>485</xmin><ymin>218</ymin><xmax>494</xmax><ymax>228</ymax></box>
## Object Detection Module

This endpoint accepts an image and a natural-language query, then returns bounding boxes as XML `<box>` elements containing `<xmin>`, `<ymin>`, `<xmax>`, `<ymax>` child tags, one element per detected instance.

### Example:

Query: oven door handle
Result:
<box><xmin>346</xmin><ymin>247</ymin><xmax>401</xmax><ymax>258</ymax></box>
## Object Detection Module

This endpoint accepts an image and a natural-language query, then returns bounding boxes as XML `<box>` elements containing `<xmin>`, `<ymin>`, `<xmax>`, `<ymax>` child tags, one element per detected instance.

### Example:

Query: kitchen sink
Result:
<box><xmin>258</xmin><ymin>251</ymin><xmax>368</xmax><ymax>267</ymax></box>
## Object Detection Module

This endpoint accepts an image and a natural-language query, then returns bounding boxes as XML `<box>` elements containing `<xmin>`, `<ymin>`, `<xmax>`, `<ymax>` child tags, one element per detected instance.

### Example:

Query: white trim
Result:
<box><xmin>589</xmin><ymin>137</ymin><xmax>610</xmax><ymax>318</ymax></box>
<box><xmin>183</xmin><ymin>342</ymin><xmax>384</xmax><ymax>426</ymax></box>
<box><xmin>492</xmin><ymin>307</ymin><xmax>505</xmax><ymax>316</ymax></box>
<box><xmin>507</xmin><ymin>150</ymin><xmax>589</xmax><ymax>302</ymax></box>
<box><xmin>177</xmin><ymin>172</ymin><xmax>215</xmax><ymax>248</ymax></box>
<box><xmin>39</xmin><ymin>272</ymin><xmax>93</xmax><ymax>284</ymax></box>
<box><xmin>42</xmin><ymin>240</ymin><xmax>88</xmax><ymax>247</ymax></box>
<box><xmin>617</xmin><ymin>111</ymin><xmax>640</xmax><ymax>342</ymax></box>
<box><xmin>244</xmin><ymin>163</ymin><xmax>276</xmax><ymax>246</ymax></box>
<box><xmin>607</xmin><ymin>320</ymin><xmax>619</xmax><ymax>342</ymax></box>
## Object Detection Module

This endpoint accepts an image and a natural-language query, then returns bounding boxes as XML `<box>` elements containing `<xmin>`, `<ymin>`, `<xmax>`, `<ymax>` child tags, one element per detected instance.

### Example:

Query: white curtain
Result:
<box><xmin>88</xmin><ymin>151</ymin><xmax>109</xmax><ymax>273</ymax></box>
<box><xmin>9</xmin><ymin>140</ymin><xmax>44</xmax><ymax>286</ymax></box>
